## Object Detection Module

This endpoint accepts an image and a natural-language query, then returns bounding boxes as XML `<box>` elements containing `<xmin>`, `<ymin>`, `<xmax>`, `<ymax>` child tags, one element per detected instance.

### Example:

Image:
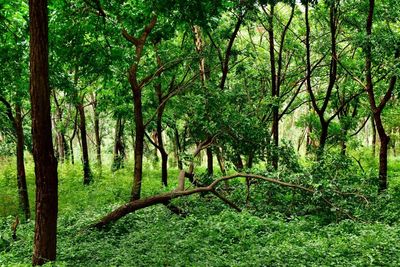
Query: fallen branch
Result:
<box><xmin>91</xmin><ymin>173</ymin><xmax>358</xmax><ymax>228</ymax></box>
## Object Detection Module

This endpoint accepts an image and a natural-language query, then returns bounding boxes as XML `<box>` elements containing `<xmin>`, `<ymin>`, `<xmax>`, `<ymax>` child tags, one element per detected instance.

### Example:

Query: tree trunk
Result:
<box><xmin>69</xmin><ymin>110</ymin><xmax>78</xmax><ymax>164</ymax></box>
<box><xmin>173</xmin><ymin>126</ymin><xmax>183</xmax><ymax>170</ymax></box>
<box><xmin>234</xmin><ymin>153</ymin><xmax>244</xmax><ymax>171</ymax></box>
<box><xmin>131</xmin><ymin>89</ymin><xmax>144</xmax><ymax>201</ymax></box>
<box><xmin>247</xmin><ymin>151</ymin><xmax>254</xmax><ymax>169</ymax></box>
<box><xmin>29</xmin><ymin>0</ymin><xmax>58</xmax><ymax>264</ymax></box>
<box><xmin>304</xmin><ymin>1</ymin><xmax>338</xmax><ymax>158</ymax></box>
<box><xmin>122</xmin><ymin>16</ymin><xmax>157</xmax><ymax>201</ymax></box>
<box><xmin>378</xmin><ymin>132</ymin><xmax>389</xmax><ymax>192</ymax></box>
<box><xmin>161</xmin><ymin>151</ymin><xmax>168</xmax><ymax>186</ymax></box>
<box><xmin>216</xmin><ymin>147</ymin><xmax>227</xmax><ymax>176</ymax></box>
<box><xmin>15</xmin><ymin>104</ymin><xmax>30</xmax><ymax>221</ymax></box>
<box><xmin>371</xmin><ymin>117</ymin><xmax>376</xmax><ymax>157</ymax></box>
<box><xmin>53</xmin><ymin>92</ymin><xmax>65</xmax><ymax>163</ymax></box>
<box><xmin>92</xmin><ymin>94</ymin><xmax>102</xmax><ymax>166</ymax></box>
<box><xmin>267</xmin><ymin>3</ymin><xmax>279</xmax><ymax>170</ymax></box>
<box><xmin>112</xmin><ymin>117</ymin><xmax>125</xmax><ymax>171</ymax></box>
<box><xmin>207</xmin><ymin>147</ymin><xmax>213</xmax><ymax>176</ymax></box>
<box><xmin>69</xmin><ymin>138</ymin><xmax>74</xmax><ymax>164</ymax></box>
<box><xmin>153</xmin><ymin>58</ymin><xmax>168</xmax><ymax>186</ymax></box>
<box><xmin>77</xmin><ymin>103</ymin><xmax>92</xmax><ymax>185</ymax></box>
<box><xmin>157</xmin><ymin>122</ymin><xmax>168</xmax><ymax>187</ymax></box>
<box><xmin>364</xmin><ymin>0</ymin><xmax>396</xmax><ymax>192</ymax></box>
<box><xmin>318</xmin><ymin>119</ymin><xmax>329</xmax><ymax>157</ymax></box>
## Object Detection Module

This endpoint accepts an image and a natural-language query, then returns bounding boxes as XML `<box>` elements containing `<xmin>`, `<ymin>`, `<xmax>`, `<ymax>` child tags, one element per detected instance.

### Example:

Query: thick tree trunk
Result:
<box><xmin>131</xmin><ymin>90</ymin><xmax>144</xmax><ymax>201</ymax></box>
<box><xmin>29</xmin><ymin>0</ymin><xmax>58</xmax><ymax>264</ymax></box>
<box><xmin>77</xmin><ymin>103</ymin><xmax>92</xmax><ymax>185</ymax></box>
<box><xmin>318</xmin><ymin>120</ymin><xmax>329</xmax><ymax>157</ymax></box>
<box><xmin>15</xmin><ymin>104</ymin><xmax>30</xmax><ymax>221</ymax></box>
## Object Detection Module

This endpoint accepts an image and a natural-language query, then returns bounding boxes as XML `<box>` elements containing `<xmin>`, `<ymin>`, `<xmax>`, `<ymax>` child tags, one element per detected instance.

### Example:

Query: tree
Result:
<box><xmin>29</xmin><ymin>0</ymin><xmax>58</xmax><ymax>264</ymax></box>
<box><xmin>0</xmin><ymin>0</ymin><xmax>31</xmax><ymax>221</ymax></box>
<box><xmin>364</xmin><ymin>0</ymin><xmax>399</xmax><ymax>192</ymax></box>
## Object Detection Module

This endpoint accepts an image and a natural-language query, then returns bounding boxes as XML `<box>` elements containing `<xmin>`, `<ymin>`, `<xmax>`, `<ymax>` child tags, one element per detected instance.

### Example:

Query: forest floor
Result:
<box><xmin>1</xmin><ymin>155</ymin><xmax>400</xmax><ymax>266</ymax></box>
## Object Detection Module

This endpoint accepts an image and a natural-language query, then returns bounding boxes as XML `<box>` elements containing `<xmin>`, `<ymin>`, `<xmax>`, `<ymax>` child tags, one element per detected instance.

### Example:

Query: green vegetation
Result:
<box><xmin>1</xmin><ymin>0</ymin><xmax>400</xmax><ymax>265</ymax></box>
<box><xmin>2</xmin><ymin>154</ymin><xmax>400</xmax><ymax>266</ymax></box>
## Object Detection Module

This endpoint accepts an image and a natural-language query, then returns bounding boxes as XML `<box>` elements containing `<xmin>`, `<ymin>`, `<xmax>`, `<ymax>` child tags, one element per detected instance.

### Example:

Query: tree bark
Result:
<box><xmin>29</xmin><ymin>0</ymin><xmax>58</xmax><ymax>264</ymax></box>
<box><xmin>266</xmin><ymin>3</ymin><xmax>279</xmax><ymax>170</ymax></box>
<box><xmin>68</xmin><ymin>110</ymin><xmax>78</xmax><ymax>164</ymax></box>
<box><xmin>234</xmin><ymin>153</ymin><xmax>244</xmax><ymax>171</ymax></box>
<box><xmin>52</xmin><ymin>92</ymin><xmax>65</xmax><ymax>163</ymax></box>
<box><xmin>371</xmin><ymin>116</ymin><xmax>376</xmax><ymax>157</ymax></box>
<box><xmin>216</xmin><ymin>147</ymin><xmax>227</xmax><ymax>176</ymax></box>
<box><xmin>92</xmin><ymin>93</ymin><xmax>102</xmax><ymax>166</ymax></box>
<box><xmin>154</xmin><ymin>50</ymin><xmax>169</xmax><ymax>187</ymax></box>
<box><xmin>247</xmin><ymin>151</ymin><xmax>254</xmax><ymax>169</ymax></box>
<box><xmin>77</xmin><ymin>102</ymin><xmax>92</xmax><ymax>185</ymax></box>
<box><xmin>112</xmin><ymin>116</ymin><xmax>125</xmax><ymax>171</ymax></box>
<box><xmin>206</xmin><ymin>147</ymin><xmax>213</xmax><ymax>176</ymax></box>
<box><xmin>304</xmin><ymin>1</ymin><xmax>338</xmax><ymax>156</ymax></box>
<box><xmin>15</xmin><ymin>104</ymin><xmax>30</xmax><ymax>221</ymax></box>
<box><xmin>364</xmin><ymin>0</ymin><xmax>399</xmax><ymax>192</ymax></box>
<box><xmin>123</xmin><ymin>16</ymin><xmax>157</xmax><ymax>201</ymax></box>
<box><xmin>156</xmin><ymin>101</ymin><xmax>168</xmax><ymax>186</ymax></box>
<box><xmin>0</xmin><ymin>96</ymin><xmax>31</xmax><ymax>221</ymax></box>
<box><xmin>131</xmin><ymin>89</ymin><xmax>144</xmax><ymax>200</ymax></box>
<box><xmin>91</xmin><ymin>172</ymin><xmax>358</xmax><ymax>229</ymax></box>
<box><xmin>173</xmin><ymin>126</ymin><xmax>183</xmax><ymax>170</ymax></box>
<box><xmin>318</xmin><ymin>120</ymin><xmax>329</xmax><ymax>156</ymax></box>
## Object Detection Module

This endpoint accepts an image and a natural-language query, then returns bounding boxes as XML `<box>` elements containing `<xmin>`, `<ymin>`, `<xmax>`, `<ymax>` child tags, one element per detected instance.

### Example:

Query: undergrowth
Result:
<box><xmin>1</xmin><ymin>152</ymin><xmax>400</xmax><ymax>266</ymax></box>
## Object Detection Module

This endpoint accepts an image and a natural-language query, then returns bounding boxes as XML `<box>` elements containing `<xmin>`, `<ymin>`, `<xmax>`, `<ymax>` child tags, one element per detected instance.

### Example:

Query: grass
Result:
<box><xmin>1</xmin><ymin>154</ymin><xmax>400</xmax><ymax>266</ymax></box>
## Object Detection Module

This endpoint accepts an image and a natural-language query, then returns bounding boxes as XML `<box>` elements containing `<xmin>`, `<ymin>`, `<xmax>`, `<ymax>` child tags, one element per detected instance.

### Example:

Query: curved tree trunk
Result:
<box><xmin>364</xmin><ymin>0</ymin><xmax>399</xmax><ymax>192</ymax></box>
<box><xmin>29</xmin><ymin>0</ymin><xmax>58</xmax><ymax>263</ymax></box>
<box><xmin>157</xmin><ymin>112</ymin><xmax>168</xmax><ymax>186</ymax></box>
